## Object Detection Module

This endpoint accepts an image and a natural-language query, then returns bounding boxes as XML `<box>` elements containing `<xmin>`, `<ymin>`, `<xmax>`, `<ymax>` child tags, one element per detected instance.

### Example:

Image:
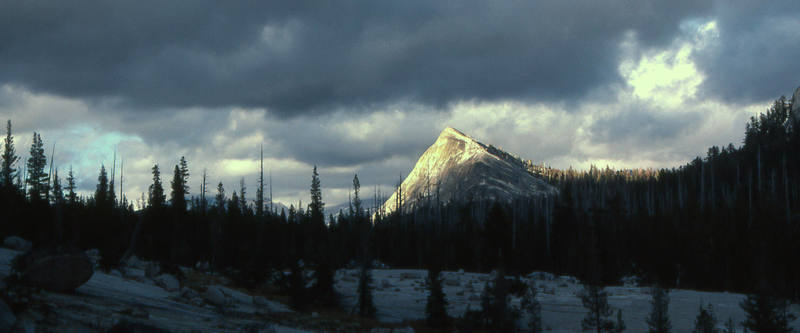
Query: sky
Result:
<box><xmin>1</xmin><ymin>1</ymin><xmax>799</xmax><ymax>209</ymax></box>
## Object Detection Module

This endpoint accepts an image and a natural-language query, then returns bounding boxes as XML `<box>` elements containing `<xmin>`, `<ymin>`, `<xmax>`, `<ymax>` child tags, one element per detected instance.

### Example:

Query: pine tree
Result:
<box><xmin>740</xmin><ymin>292</ymin><xmax>795</xmax><ymax>333</ymax></box>
<box><xmin>26</xmin><ymin>132</ymin><xmax>48</xmax><ymax>202</ymax></box>
<box><xmin>51</xmin><ymin>169</ymin><xmax>63</xmax><ymax>204</ymax></box>
<box><xmin>579</xmin><ymin>283</ymin><xmax>615</xmax><ymax>333</ymax></box>
<box><xmin>239</xmin><ymin>177</ymin><xmax>247</xmax><ymax>214</ymax></box>
<box><xmin>356</xmin><ymin>262</ymin><xmax>376</xmax><ymax>318</ymax></box>
<box><xmin>215</xmin><ymin>182</ymin><xmax>226</xmax><ymax>212</ymax></box>
<box><xmin>1</xmin><ymin>120</ymin><xmax>19</xmax><ymax>188</ymax></box>
<box><xmin>312</xmin><ymin>260</ymin><xmax>339</xmax><ymax>308</ymax></box>
<box><xmin>230</xmin><ymin>191</ymin><xmax>240</xmax><ymax>213</ymax></box>
<box><xmin>425</xmin><ymin>266</ymin><xmax>449</xmax><ymax>329</ymax></box>
<box><xmin>215</xmin><ymin>182</ymin><xmax>225</xmax><ymax>213</ymax></box>
<box><xmin>693</xmin><ymin>303</ymin><xmax>718</xmax><ymax>333</ymax></box>
<box><xmin>309</xmin><ymin>165</ymin><xmax>324</xmax><ymax>225</ymax></box>
<box><xmin>288</xmin><ymin>260</ymin><xmax>309</xmax><ymax>311</ymax></box>
<box><xmin>65</xmin><ymin>166</ymin><xmax>77</xmax><ymax>205</ymax></box>
<box><xmin>179</xmin><ymin>156</ymin><xmax>189</xmax><ymax>194</ymax></box>
<box><xmin>478</xmin><ymin>270</ymin><xmax>518</xmax><ymax>332</ymax></box>
<box><xmin>256</xmin><ymin>145</ymin><xmax>264</xmax><ymax>217</ymax></box>
<box><xmin>521</xmin><ymin>281</ymin><xmax>542</xmax><ymax>333</ymax></box>
<box><xmin>95</xmin><ymin>165</ymin><xmax>109</xmax><ymax>207</ymax></box>
<box><xmin>352</xmin><ymin>174</ymin><xmax>362</xmax><ymax>218</ymax></box>
<box><xmin>148</xmin><ymin>164</ymin><xmax>166</xmax><ymax>209</ymax></box>
<box><xmin>647</xmin><ymin>286</ymin><xmax>672</xmax><ymax>333</ymax></box>
<box><xmin>170</xmin><ymin>158</ymin><xmax>189</xmax><ymax>212</ymax></box>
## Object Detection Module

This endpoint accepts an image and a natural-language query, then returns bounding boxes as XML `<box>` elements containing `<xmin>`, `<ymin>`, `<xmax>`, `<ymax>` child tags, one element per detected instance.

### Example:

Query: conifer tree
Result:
<box><xmin>521</xmin><ymin>281</ymin><xmax>542</xmax><ymax>333</ymax></box>
<box><xmin>580</xmin><ymin>283</ymin><xmax>615</xmax><ymax>333</ymax></box>
<box><xmin>51</xmin><ymin>169</ymin><xmax>63</xmax><ymax>204</ymax></box>
<box><xmin>256</xmin><ymin>145</ymin><xmax>264</xmax><ymax>217</ymax></box>
<box><xmin>312</xmin><ymin>260</ymin><xmax>338</xmax><ymax>308</ymax></box>
<box><xmin>288</xmin><ymin>260</ymin><xmax>309</xmax><ymax>311</ymax></box>
<box><xmin>647</xmin><ymin>286</ymin><xmax>672</xmax><ymax>333</ymax></box>
<box><xmin>740</xmin><ymin>291</ymin><xmax>795</xmax><ymax>333</ymax></box>
<box><xmin>478</xmin><ymin>269</ymin><xmax>518</xmax><ymax>332</ymax></box>
<box><xmin>309</xmin><ymin>165</ymin><xmax>324</xmax><ymax>225</ymax></box>
<box><xmin>229</xmin><ymin>190</ymin><xmax>238</xmax><ymax>211</ymax></box>
<box><xmin>179</xmin><ymin>157</ymin><xmax>189</xmax><ymax>190</ymax></box>
<box><xmin>26</xmin><ymin>132</ymin><xmax>48</xmax><ymax>202</ymax></box>
<box><xmin>215</xmin><ymin>181</ymin><xmax>225</xmax><ymax>213</ymax></box>
<box><xmin>95</xmin><ymin>165</ymin><xmax>109</xmax><ymax>207</ymax></box>
<box><xmin>356</xmin><ymin>261</ymin><xmax>376</xmax><ymax>318</ymax></box>
<box><xmin>1</xmin><ymin>120</ymin><xmax>18</xmax><ymax>188</ymax></box>
<box><xmin>170</xmin><ymin>158</ymin><xmax>189</xmax><ymax>212</ymax></box>
<box><xmin>425</xmin><ymin>266</ymin><xmax>449</xmax><ymax>329</ymax></box>
<box><xmin>693</xmin><ymin>303</ymin><xmax>718</xmax><ymax>333</ymax></box>
<box><xmin>65</xmin><ymin>166</ymin><xmax>77</xmax><ymax>205</ymax></box>
<box><xmin>352</xmin><ymin>174</ymin><xmax>362</xmax><ymax>218</ymax></box>
<box><xmin>149</xmin><ymin>164</ymin><xmax>166</xmax><ymax>209</ymax></box>
<box><xmin>239</xmin><ymin>177</ymin><xmax>247</xmax><ymax>214</ymax></box>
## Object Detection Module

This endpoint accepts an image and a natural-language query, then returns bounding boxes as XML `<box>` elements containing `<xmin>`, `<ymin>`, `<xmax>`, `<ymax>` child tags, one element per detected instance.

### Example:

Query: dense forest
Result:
<box><xmin>0</xmin><ymin>92</ymin><xmax>798</xmax><ymax>303</ymax></box>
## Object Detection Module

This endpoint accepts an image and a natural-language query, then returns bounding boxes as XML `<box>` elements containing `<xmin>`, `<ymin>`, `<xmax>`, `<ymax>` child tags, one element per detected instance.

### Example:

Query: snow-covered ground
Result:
<box><xmin>0</xmin><ymin>247</ymin><xmax>305</xmax><ymax>332</ymax></box>
<box><xmin>336</xmin><ymin>268</ymin><xmax>800</xmax><ymax>332</ymax></box>
<box><xmin>2</xmin><ymin>245</ymin><xmax>798</xmax><ymax>332</ymax></box>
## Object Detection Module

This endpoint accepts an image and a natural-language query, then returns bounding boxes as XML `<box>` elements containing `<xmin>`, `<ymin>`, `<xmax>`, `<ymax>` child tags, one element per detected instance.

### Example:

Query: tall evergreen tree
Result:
<box><xmin>740</xmin><ymin>292</ymin><xmax>795</xmax><ymax>333</ymax></box>
<box><xmin>171</xmin><ymin>164</ymin><xmax>184</xmax><ymax>211</ymax></box>
<box><xmin>356</xmin><ymin>262</ymin><xmax>376</xmax><ymax>318</ymax></box>
<box><xmin>647</xmin><ymin>286</ymin><xmax>672</xmax><ymax>333</ymax></box>
<box><xmin>239</xmin><ymin>177</ymin><xmax>247</xmax><ymax>214</ymax></box>
<box><xmin>309</xmin><ymin>165</ymin><xmax>324</xmax><ymax>225</ymax></box>
<box><xmin>51</xmin><ymin>169</ymin><xmax>63</xmax><ymax>204</ymax></box>
<box><xmin>425</xmin><ymin>266</ymin><xmax>449</xmax><ymax>329</ymax></box>
<box><xmin>288</xmin><ymin>260</ymin><xmax>309</xmax><ymax>311</ymax></box>
<box><xmin>256</xmin><ymin>145</ymin><xmax>264</xmax><ymax>217</ymax></box>
<box><xmin>1</xmin><ymin>120</ymin><xmax>18</xmax><ymax>188</ymax></box>
<box><xmin>521</xmin><ymin>281</ymin><xmax>543</xmax><ymax>333</ymax></box>
<box><xmin>693</xmin><ymin>303</ymin><xmax>718</xmax><ymax>333</ymax></box>
<box><xmin>215</xmin><ymin>181</ymin><xmax>225</xmax><ymax>212</ymax></box>
<box><xmin>352</xmin><ymin>174</ymin><xmax>362</xmax><ymax>218</ymax></box>
<box><xmin>149</xmin><ymin>164</ymin><xmax>166</xmax><ymax>209</ymax></box>
<box><xmin>65</xmin><ymin>166</ymin><xmax>77</xmax><ymax>205</ymax></box>
<box><xmin>170</xmin><ymin>157</ymin><xmax>190</xmax><ymax>212</ymax></box>
<box><xmin>579</xmin><ymin>283</ymin><xmax>615</xmax><ymax>333</ymax></box>
<box><xmin>95</xmin><ymin>165</ymin><xmax>109</xmax><ymax>207</ymax></box>
<box><xmin>312</xmin><ymin>260</ymin><xmax>339</xmax><ymax>308</ymax></box>
<box><xmin>179</xmin><ymin>157</ymin><xmax>189</xmax><ymax>193</ymax></box>
<box><xmin>26</xmin><ymin>132</ymin><xmax>48</xmax><ymax>202</ymax></box>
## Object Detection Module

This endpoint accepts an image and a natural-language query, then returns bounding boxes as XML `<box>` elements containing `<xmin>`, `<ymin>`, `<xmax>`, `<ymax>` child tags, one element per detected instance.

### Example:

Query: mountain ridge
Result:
<box><xmin>380</xmin><ymin>126</ymin><xmax>556</xmax><ymax>214</ymax></box>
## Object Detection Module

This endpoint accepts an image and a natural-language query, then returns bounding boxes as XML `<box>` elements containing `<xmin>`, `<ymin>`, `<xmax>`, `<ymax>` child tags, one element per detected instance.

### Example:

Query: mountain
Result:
<box><xmin>380</xmin><ymin>127</ymin><xmax>556</xmax><ymax>214</ymax></box>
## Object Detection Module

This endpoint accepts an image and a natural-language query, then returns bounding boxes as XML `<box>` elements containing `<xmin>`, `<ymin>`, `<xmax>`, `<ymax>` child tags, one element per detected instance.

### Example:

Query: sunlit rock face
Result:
<box><xmin>381</xmin><ymin>127</ymin><xmax>556</xmax><ymax>214</ymax></box>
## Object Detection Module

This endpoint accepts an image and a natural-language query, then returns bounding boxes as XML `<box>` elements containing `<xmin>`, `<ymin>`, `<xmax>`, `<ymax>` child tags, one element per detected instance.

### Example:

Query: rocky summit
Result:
<box><xmin>381</xmin><ymin>127</ymin><xmax>556</xmax><ymax>214</ymax></box>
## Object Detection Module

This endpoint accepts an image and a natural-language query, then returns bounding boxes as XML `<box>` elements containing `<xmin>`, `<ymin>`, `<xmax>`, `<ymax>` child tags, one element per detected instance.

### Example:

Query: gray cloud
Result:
<box><xmin>0</xmin><ymin>1</ymin><xmax>709</xmax><ymax>116</ymax></box>
<box><xmin>4</xmin><ymin>1</ymin><xmax>797</xmax><ymax>208</ymax></box>
<box><xmin>693</xmin><ymin>0</ymin><xmax>800</xmax><ymax>103</ymax></box>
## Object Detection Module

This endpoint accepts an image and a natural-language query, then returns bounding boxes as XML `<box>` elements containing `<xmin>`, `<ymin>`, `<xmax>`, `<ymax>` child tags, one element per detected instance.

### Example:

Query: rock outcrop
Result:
<box><xmin>21</xmin><ymin>252</ymin><xmax>94</xmax><ymax>293</ymax></box>
<box><xmin>3</xmin><ymin>236</ymin><xmax>32</xmax><ymax>252</ymax></box>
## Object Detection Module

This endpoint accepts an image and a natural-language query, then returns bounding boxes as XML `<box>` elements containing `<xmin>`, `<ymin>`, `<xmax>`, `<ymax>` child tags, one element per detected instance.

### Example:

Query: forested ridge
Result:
<box><xmin>0</xmin><ymin>91</ymin><xmax>798</xmax><ymax>301</ymax></box>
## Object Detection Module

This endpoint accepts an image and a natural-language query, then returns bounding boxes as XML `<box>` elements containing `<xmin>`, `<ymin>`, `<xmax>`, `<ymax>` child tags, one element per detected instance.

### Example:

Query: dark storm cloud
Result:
<box><xmin>588</xmin><ymin>102</ymin><xmax>701</xmax><ymax>158</ymax></box>
<box><xmin>0</xmin><ymin>1</ymin><xmax>709</xmax><ymax>116</ymax></box>
<box><xmin>693</xmin><ymin>0</ymin><xmax>800</xmax><ymax>103</ymax></box>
